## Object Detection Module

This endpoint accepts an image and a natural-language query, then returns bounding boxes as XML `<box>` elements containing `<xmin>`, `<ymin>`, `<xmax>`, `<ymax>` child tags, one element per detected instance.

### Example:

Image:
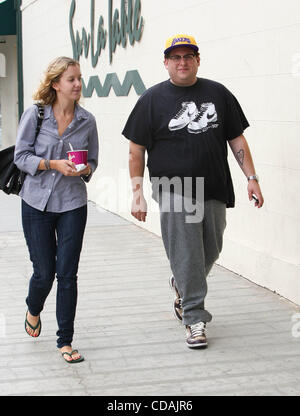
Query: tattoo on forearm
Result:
<box><xmin>237</xmin><ymin>149</ymin><xmax>244</xmax><ymax>166</ymax></box>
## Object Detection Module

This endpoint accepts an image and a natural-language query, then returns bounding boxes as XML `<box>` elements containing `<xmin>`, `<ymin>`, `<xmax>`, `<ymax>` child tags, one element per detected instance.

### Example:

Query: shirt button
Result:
<box><xmin>52</xmin><ymin>173</ymin><xmax>55</xmax><ymax>176</ymax></box>
<box><xmin>48</xmin><ymin>189</ymin><xmax>51</xmax><ymax>193</ymax></box>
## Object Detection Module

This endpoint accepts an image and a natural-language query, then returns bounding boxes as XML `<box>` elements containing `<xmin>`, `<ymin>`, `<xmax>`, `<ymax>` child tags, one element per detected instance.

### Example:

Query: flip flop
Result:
<box><xmin>61</xmin><ymin>349</ymin><xmax>84</xmax><ymax>364</ymax></box>
<box><xmin>24</xmin><ymin>310</ymin><xmax>41</xmax><ymax>338</ymax></box>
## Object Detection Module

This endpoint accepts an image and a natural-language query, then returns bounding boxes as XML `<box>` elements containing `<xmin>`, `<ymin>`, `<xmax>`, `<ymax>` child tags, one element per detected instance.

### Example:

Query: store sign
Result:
<box><xmin>69</xmin><ymin>0</ymin><xmax>146</xmax><ymax>97</ymax></box>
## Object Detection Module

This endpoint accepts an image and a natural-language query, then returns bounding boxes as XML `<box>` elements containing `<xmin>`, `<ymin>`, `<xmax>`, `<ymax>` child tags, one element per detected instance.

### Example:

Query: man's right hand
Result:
<box><xmin>129</xmin><ymin>141</ymin><xmax>147</xmax><ymax>221</ymax></box>
<box><xmin>131</xmin><ymin>194</ymin><xmax>147</xmax><ymax>222</ymax></box>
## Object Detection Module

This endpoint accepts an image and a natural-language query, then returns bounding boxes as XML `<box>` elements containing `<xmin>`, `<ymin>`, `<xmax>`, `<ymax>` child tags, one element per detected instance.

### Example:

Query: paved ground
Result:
<box><xmin>0</xmin><ymin>192</ymin><xmax>300</xmax><ymax>397</ymax></box>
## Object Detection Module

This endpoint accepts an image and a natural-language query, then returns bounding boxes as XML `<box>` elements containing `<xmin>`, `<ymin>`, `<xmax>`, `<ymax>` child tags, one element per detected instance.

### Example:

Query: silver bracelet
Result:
<box><xmin>44</xmin><ymin>159</ymin><xmax>51</xmax><ymax>170</ymax></box>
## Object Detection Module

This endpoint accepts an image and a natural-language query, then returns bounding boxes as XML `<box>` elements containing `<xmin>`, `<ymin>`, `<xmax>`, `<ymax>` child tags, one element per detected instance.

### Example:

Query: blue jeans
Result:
<box><xmin>22</xmin><ymin>200</ymin><xmax>87</xmax><ymax>348</ymax></box>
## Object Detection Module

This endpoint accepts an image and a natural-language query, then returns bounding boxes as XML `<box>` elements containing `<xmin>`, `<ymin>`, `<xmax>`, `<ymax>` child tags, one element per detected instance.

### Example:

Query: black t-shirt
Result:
<box><xmin>122</xmin><ymin>77</ymin><xmax>249</xmax><ymax>208</ymax></box>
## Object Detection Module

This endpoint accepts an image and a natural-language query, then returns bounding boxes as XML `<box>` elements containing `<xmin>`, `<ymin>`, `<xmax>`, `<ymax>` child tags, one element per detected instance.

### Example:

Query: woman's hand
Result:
<box><xmin>51</xmin><ymin>160</ymin><xmax>78</xmax><ymax>176</ymax></box>
<box><xmin>40</xmin><ymin>159</ymin><xmax>92</xmax><ymax>177</ymax></box>
<box><xmin>79</xmin><ymin>164</ymin><xmax>91</xmax><ymax>176</ymax></box>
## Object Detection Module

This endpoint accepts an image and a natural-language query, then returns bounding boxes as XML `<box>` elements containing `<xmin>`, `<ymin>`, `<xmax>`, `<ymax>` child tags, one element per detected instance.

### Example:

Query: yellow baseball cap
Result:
<box><xmin>164</xmin><ymin>34</ymin><xmax>199</xmax><ymax>55</ymax></box>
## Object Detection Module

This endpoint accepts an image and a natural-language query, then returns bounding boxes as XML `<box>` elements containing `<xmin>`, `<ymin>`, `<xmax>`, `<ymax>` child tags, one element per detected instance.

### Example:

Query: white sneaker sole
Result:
<box><xmin>186</xmin><ymin>341</ymin><xmax>208</xmax><ymax>349</ymax></box>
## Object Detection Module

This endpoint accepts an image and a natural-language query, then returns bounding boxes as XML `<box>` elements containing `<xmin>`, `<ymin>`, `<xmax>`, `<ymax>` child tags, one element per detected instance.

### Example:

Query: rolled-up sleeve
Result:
<box><xmin>83</xmin><ymin>115</ymin><xmax>99</xmax><ymax>183</ymax></box>
<box><xmin>14</xmin><ymin>106</ymin><xmax>43</xmax><ymax>176</ymax></box>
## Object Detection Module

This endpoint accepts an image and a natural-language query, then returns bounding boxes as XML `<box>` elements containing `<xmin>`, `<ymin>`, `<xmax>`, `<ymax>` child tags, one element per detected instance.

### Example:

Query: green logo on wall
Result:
<box><xmin>69</xmin><ymin>0</ymin><xmax>146</xmax><ymax>97</ymax></box>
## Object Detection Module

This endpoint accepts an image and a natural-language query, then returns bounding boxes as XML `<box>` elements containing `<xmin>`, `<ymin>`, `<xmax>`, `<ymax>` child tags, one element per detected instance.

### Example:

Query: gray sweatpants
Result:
<box><xmin>159</xmin><ymin>193</ymin><xmax>226</xmax><ymax>325</ymax></box>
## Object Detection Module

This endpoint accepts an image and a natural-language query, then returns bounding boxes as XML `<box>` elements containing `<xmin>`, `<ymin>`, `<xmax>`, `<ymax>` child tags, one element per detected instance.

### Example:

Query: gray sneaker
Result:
<box><xmin>186</xmin><ymin>322</ymin><xmax>207</xmax><ymax>349</ymax></box>
<box><xmin>169</xmin><ymin>275</ymin><xmax>182</xmax><ymax>322</ymax></box>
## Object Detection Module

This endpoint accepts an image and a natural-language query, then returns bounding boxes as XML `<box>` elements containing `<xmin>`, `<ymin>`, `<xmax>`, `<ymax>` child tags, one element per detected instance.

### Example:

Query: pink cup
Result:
<box><xmin>67</xmin><ymin>150</ymin><xmax>88</xmax><ymax>166</ymax></box>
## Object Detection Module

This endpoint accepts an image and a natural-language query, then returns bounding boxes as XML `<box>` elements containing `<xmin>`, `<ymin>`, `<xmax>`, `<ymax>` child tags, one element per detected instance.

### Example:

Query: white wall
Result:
<box><xmin>0</xmin><ymin>35</ymin><xmax>18</xmax><ymax>148</ymax></box>
<box><xmin>21</xmin><ymin>0</ymin><xmax>300</xmax><ymax>305</ymax></box>
<box><xmin>0</xmin><ymin>53</ymin><xmax>5</xmax><ymax>77</ymax></box>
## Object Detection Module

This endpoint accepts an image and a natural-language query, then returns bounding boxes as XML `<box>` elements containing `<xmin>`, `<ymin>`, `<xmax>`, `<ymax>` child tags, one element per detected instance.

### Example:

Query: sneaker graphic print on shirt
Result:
<box><xmin>169</xmin><ymin>102</ymin><xmax>198</xmax><ymax>131</ymax></box>
<box><xmin>168</xmin><ymin>101</ymin><xmax>219</xmax><ymax>134</ymax></box>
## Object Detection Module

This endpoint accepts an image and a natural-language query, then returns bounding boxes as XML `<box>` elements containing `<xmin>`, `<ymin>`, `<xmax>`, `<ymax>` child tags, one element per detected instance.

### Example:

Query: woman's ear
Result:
<box><xmin>51</xmin><ymin>81</ymin><xmax>59</xmax><ymax>92</ymax></box>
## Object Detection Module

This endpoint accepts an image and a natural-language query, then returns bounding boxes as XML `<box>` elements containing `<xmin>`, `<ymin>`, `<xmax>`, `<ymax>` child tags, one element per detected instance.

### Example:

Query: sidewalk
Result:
<box><xmin>0</xmin><ymin>191</ymin><xmax>300</xmax><ymax>396</ymax></box>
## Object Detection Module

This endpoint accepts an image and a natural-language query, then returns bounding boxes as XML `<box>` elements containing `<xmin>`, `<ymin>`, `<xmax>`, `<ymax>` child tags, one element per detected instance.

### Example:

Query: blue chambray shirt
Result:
<box><xmin>14</xmin><ymin>104</ymin><xmax>99</xmax><ymax>212</ymax></box>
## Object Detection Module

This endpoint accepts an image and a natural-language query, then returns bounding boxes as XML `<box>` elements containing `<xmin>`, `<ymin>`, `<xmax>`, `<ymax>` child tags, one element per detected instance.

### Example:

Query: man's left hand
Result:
<box><xmin>247</xmin><ymin>180</ymin><xmax>264</xmax><ymax>208</ymax></box>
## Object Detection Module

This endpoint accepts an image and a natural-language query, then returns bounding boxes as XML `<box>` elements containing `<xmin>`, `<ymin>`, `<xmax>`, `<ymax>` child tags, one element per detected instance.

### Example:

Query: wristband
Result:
<box><xmin>247</xmin><ymin>174</ymin><xmax>259</xmax><ymax>182</ymax></box>
<box><xmin>44</xmin><ymin>159</ymin><xmax>51</xmax><ymax>170</ymax></box>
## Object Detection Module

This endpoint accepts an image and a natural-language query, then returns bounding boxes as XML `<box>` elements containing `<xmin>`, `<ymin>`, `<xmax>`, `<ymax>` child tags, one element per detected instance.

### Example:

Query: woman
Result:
<box><xmin>14</xmin><ymin>57</ymin><xmax>99</xmax><ymax>363</ymax></box>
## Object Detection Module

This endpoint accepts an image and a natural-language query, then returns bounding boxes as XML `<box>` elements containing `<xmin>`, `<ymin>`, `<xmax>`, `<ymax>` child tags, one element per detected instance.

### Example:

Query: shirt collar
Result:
<box><xmin>74</xmin><ymin>104</ymin><xmax>88</xmax><ymax>121</ymax></box>
<box><xmin>43</xmin><ymin>105</ymin><xmax>52</xmax><ymax>120</ymax></box>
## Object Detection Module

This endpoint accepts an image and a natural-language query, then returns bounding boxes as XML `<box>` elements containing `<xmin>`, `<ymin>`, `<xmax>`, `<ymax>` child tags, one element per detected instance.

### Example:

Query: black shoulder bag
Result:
<box><xmin>0</xmin><ymin>104</ymin><xmax>44</xmax><ymax>195</ymax></box>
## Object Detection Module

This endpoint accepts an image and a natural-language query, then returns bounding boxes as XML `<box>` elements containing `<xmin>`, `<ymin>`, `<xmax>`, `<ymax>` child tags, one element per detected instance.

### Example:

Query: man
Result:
<box><xmin>122</xmin><ymin>34</ymin><xmax>264</xmax><ymax>349</ymax></box>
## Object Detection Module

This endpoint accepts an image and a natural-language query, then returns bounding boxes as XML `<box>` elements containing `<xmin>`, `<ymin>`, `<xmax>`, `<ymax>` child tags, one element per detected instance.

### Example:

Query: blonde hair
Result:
<box><xmin>33</xmin><ymin>56</ymin><xmax>80</xmax><ymax>105</ymax></box>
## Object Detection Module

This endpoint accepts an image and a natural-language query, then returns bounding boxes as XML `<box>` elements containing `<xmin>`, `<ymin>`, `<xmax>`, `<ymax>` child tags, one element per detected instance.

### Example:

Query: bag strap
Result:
<box><xmin>15</xmin><ymin>104</ymin><xmax>45</xmax><ymax>190</ymax></box>
<box><xmin>34</xmin><ymin>103</ymin><xmax>44</xmax><ymax>138</ymax></box>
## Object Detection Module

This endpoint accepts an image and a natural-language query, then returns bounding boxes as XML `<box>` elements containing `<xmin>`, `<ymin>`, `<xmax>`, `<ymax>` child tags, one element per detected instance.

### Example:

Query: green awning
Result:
<box><xmin>0</xmin><ymin>0</ymin><xmax>16</xmax><ymax>36</ymax></box>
